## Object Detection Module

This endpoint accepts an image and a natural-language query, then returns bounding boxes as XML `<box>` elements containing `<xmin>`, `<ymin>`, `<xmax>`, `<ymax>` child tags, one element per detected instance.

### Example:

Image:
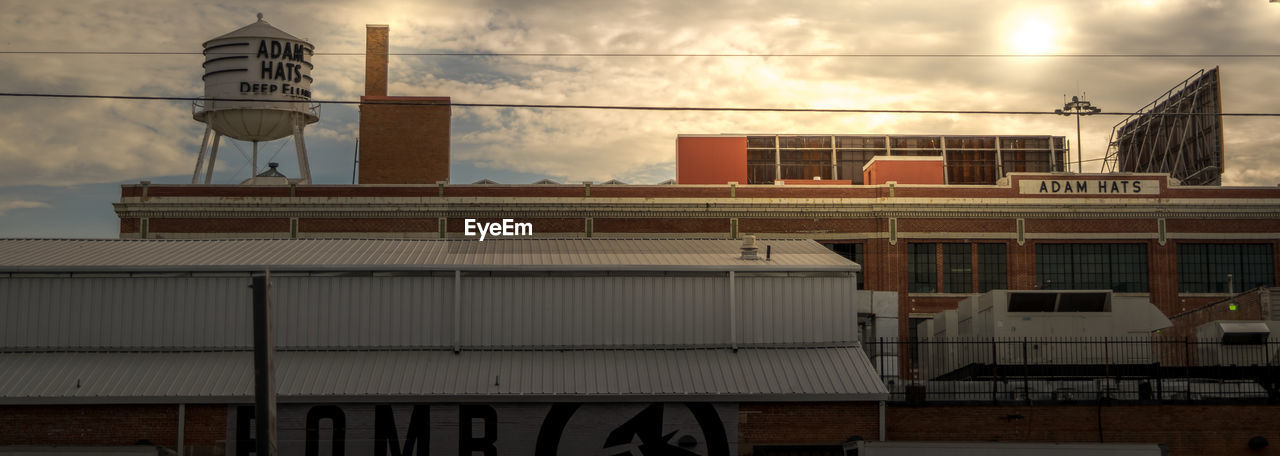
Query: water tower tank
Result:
<box><xmin>196</xmin><ymin>14</ymin><xmax>317</xmax><ymax>140</ymax></box>
<box><xmin>190</xmin><ymin>14</ymin><xmax>318</xmax><ymax>184</ymax></box>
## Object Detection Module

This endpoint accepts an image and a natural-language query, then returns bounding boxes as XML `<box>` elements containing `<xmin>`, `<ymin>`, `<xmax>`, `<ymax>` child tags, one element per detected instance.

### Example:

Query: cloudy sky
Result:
<box><xmin>1</xmin><ymin>0</ymin><xmax>1278</xmax><ymax>237</ymax></box>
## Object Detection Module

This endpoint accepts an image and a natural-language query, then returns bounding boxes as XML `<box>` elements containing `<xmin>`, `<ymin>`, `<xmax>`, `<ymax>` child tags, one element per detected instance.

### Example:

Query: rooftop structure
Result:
<box><xmin>678</xmin><ymin>134</ymin><xmax>1067</xmax><ymax>185</ymax></box>
<box><xmin>2</xmin><ymin>238</ymin><xmax>882</xmax><ymax>453</ymax></box>
<box><xmin>1103</xmin><ymin>67</ymin><xmax>1225</xmax><ymax>185</ymax></box>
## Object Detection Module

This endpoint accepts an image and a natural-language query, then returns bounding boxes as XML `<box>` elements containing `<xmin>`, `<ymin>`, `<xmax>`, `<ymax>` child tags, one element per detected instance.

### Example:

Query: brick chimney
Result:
<box><xmin>358</xmin><ymin>24</ymin><xmax>451</xmax><ymax>184</ymax></box>
<box><xmin>364</xmin><ymin>25</ymin><xmax>388</xmax><ymax>97</ymax></box>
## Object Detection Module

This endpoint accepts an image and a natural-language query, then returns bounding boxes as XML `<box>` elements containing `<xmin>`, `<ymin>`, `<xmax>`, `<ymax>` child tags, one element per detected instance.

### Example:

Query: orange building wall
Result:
<box><xmin>864</xmin><ymin>157</ymin><xmax>946</xmax><ymax>185</ymax></box>
<box><xmin>676</xmin><ymin>136</ymin><xmax>747</xmax><ymax>184</ymax></box>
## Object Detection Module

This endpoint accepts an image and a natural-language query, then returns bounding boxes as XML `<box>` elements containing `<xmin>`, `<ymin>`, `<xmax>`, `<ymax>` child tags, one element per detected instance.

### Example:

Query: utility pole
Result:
<box><xmin>1055</xmin><ymin>95</ymin><xmax>1102</xmax><ymax>173</ymax></box>
<box><xmin>251</xmin><ymin>270</ymin><xmax>277</xmax><ymax>456</ymax></box>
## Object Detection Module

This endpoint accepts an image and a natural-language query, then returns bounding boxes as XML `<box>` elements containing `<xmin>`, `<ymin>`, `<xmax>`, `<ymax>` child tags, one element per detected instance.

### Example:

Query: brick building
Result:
<box><xmin>115</xmin><ymin>172</ymin><xmax>1280</xmax><ymax>341</ymax></box>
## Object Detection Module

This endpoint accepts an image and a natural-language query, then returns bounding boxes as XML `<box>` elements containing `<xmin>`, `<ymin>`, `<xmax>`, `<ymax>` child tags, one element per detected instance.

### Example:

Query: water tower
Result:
<box><xmin>191</xmin><ymin>13</ymin><xmax>319</xmax><ymax>184</ymax></box>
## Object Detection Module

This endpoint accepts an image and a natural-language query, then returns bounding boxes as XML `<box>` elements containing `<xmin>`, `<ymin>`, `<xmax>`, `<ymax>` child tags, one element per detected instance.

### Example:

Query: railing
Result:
<box><xmin>867</xmin><ymin>337</ymin><xmax>1280</xmax><ymax>404</ymax></box>
<box><xmin>192</xmin><ymin>99</ymin><xmax>322</xmax><ymax>118</ymax></box>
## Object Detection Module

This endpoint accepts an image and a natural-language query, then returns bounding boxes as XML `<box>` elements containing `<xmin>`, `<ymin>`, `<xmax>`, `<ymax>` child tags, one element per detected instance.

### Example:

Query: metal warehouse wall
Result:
<box><xmin>1</xmin><ymin>273</ymin><xmax>858</xmax><ymax>350</ymax></box>
<box><xmin>2</xmin><ymin>276</ymin><xmax>253</xmax><ymax>349</ymax></box>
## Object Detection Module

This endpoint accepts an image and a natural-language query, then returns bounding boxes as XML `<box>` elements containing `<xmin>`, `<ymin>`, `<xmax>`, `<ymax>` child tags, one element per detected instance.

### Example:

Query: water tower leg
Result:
<box><xmin>293</xmin><ymin>117</ymin><xmax>311</xmax><ymax>184</ymax></box>
<box><xmin>251</xmin><ymin>141</ymin><xmax>259</xmax><ymax>178</ymax></box>
<box><xmin>192</xmin><ymin>124</ymin><xmax>212</xmax><ymax>184</ymax></box>
<box><xmin>204</xmin><ymin>133</ymin><xmax>222</xmax><ymax>184</ymax></box>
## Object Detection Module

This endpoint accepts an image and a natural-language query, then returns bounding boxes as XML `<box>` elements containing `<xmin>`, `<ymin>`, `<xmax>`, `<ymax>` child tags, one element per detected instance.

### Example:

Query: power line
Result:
<box><xmin>2</xmin><ymin>50</ymin><xmax>1280</xmax><ymax>58</ymax></box>
<box><xmin>0</xmin><ymin>91</ymin><xmax>1274</xmax><ymax>117</ymax></box>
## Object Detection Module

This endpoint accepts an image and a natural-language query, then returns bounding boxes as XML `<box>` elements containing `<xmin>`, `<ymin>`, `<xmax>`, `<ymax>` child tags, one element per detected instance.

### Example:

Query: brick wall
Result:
<box><xmin>300</xmin><ymin>217</ymin><xmax>437</xmax><ymax>233</ymax></box>
<box><xmin>740</xmin><ymin>218</ymin><xmax>877</xmax><ymax>234</ymax></box>
<box><xmin>444</xmin><ymin>217</ymin><xmax>584</xmax><ymax>234</ymax></box>
<box><xmin>364</xmin><ymin>25</ymin><xmax>388</xmax><ymax>97</ymax></box>
<box><xmin>888</xmin><ymin>404</ymin><xmax>1278</xmax><ymax>456</ymax></box>
<box><xmin>594</xmin><ymin>217</ymin><xmax>728</xmax><ymax>233</ymax></box>
<box><xmin>149</xmin><ymin>217</ymin><xmax>289</xmax><ymax>234</ymax></box>
<box><xmin>897</xmin><ymin>218</ymin><xmax>1016</xmax><ymax>233</ymax></box>
<box><xmin>1025</xmin><ymin>218</ymin><xmax>1158</xmax><ymax>233</ymax></box>
<box><xmin>739</xmin><ymin>402</ymin><xmax>879</xmax><ymax>455</ymax></box>
<box><xmin>0</xmin><ymin>404</ymin><xmax>225</xmax><ymax>455</ymax></box>
<box><xmin>358</xmin><ymin>96</ymin><xmax>451</xmax><ymax>184</ymax></box>
<box><xmin>1160</xmin><ymin>288</ymin><xmax>1271</xmax><ymax>341</ymax></box>
<box><xmin>3</xmin><ymin>403</ymin><xmax>1275</xmax><ymax>455</ymax></box>
<box><xmin>120</xmin><ymin>217</ymin><xmax>140</xmax><ymax>234</ymax></box>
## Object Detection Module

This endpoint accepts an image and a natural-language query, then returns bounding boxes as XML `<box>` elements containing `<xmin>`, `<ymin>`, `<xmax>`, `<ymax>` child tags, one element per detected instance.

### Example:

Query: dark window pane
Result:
<box><xmin>892</xmin><ymin>137</ymin><xmax>941</xmax><ymax>150</ymax></box>
<box><xmin>942</xmin><ymin>243</ymin><xmax>972</xmax><ymax>293</ymax></box>
<box><xmin>977</xmin><ymin>243</ymin><xmax>1007</xmax><ymax>292</ymax></box>
<box><xmin>946</xmin><ymin>149</ymin><xmax>999</xmax><ymax>184</ymax></box>
<box><xmin>747</xmin><ymin>164</ymin><xmax>776</xmax><ymax>184</ymax></box>
<box><xmin>1002</xmin><ymin>150</ymin><xmax>1052</xmax><ymax>173</ymax></box>
<box><xmin>1035</xmin><ymin>243</ymin><xmax>1148</xmax><ymax>292</ymax></box>
<box><xmin>999</xmin><ymin>137</ymin><xmax>1049</xmax><ymax>149</ymax></box>
<box><xmin>747</xmin><ymin>136</ymin><xmax>776</xmax><ymax>148</ymax></box>
<box><xmin>747</xmin><ymin>149</ymin><xmax>776</xmax><ymax>184</ymax></box>
<box><xmin>778</xmin><ymin>136</ymin><xmax>831</xmax><ymax>148</ymax></box>
<box><xmin>1177</xmin><ymin>243</ymin><xmax>1274</xmax><ymax>293</ymax></box>
<box><xmin>836</xmin><ymin>136</ymin><xmax>886</xmax><ymax>148</ymax></box>
<box><xmin>747</xmin><ymin>149</ymin><xmax>774</xmax><ymax>161</ymax></box>
<box><xmin>779</xmin><ymin>149</ymin><xmax>832</xmax><ymax>180</ymax></box>
<box><xmin>822</xmin><ymin>242</ymin><xmax>865</xmax><ymax>289</ymax></box>
<box><xmin>837</xmin><ymin>149</ymin><xmax>881</xmax><ymax>183</ymax></box>
<box><xmin>908</xmin><ymin>243</ymin><xmax>937</xmax><ymax>293</ymax></box>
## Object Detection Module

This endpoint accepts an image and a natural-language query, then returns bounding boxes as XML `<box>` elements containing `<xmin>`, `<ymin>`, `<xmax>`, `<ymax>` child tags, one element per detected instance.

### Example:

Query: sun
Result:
<box><xmin>1007</xmin><ymin>14</ymin><xmax>1057</xmax><ymax>55</ymax></box>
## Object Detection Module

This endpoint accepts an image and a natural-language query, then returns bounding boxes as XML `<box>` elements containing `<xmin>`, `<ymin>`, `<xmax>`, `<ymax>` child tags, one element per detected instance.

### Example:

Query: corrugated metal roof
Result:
<box><xmin>0</xmin><ymin>347</ymin><xmax>886</xmax><ymax>403</ymax></box>
<box><xmin>0</xmin><ymin>238</ymin><xmax>858</xmax><ymax>273</ymax></box>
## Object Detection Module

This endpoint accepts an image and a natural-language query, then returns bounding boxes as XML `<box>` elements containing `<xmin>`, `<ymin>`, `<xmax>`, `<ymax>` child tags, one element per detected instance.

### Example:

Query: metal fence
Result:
<box><xmin>866</xmin><ymin>337</ymin><xmax>1280</xmax><ymax>403</ymax></box>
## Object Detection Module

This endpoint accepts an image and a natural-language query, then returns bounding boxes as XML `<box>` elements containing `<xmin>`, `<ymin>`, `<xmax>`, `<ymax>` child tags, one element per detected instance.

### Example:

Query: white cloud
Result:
<box><xmin>0</xmin><ymin>200</ymin><xmax>51</xmax><ymax>216</ymax></box>
<box><xmin>0</xmin><ymin>0</ymin><xmax>1278</xmax><ymax>188</ymax></box>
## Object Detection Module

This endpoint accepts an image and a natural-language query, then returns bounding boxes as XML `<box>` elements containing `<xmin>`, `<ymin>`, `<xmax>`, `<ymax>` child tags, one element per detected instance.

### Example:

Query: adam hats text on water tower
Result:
<box><xmin>191</xmin><ymin>13</ymin><xmax>319</xmax><ymax>185</ymax></box>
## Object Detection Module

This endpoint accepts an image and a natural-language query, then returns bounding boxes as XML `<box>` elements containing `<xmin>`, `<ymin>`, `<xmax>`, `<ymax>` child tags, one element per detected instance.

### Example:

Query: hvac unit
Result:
<box><xmin>1195</xmin><ymin>321</ymin><xmax>1278</xmax><ymax>367</ymax></box>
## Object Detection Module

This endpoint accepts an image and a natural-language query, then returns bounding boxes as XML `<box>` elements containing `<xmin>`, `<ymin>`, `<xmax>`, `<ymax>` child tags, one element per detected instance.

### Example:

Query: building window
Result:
<box><xmin>942</xmin><ymin>243</ymin><xmax>972</xmax><ymax>293</ymax></box>
<box><xmin>822</xmin><ymin>242</ymin><xmax>865</xmax><ymax>289</ymax></box>
<box><xmin>746</xmin><ymin>149</ymin><xmax>776</xmax><ymax>184</ymax></box>
<box><xmin>945</xmin><ymin>137</ymin><xmax>998</xmax><ymax>185</ymax></box>
<box><xmin>977</xmin><ymin>243</ymin><xmax>1008</xmax><ymax>292</ymax></box>
<box><xmin>891</xmin><ymin>136</ymin><xmax>942</xmax><ymax>156</ymax></box>
<box><xmin>1035</xmin><ymin>243</ymin><xmax>1148</xmax><ymax>292</ymax></box>
<box><xmin>909</xmin><ymin>242</ymin><xmax>1007</xmax><ymax>294</ymax></box>
<box><xmin>836</xmin><ymin>136</ymin><xmax>886</xmax><ymax>184</ymax></box>
<box><xmin>1000</xmin><ymin>136</ymin><xmax>1065</xmax><ymax>173</ymax></box>
<box><xmin>837</xmin><ymin>149</ymin><xmax>877</xmax><ymax>184</ymax></box>
<box><xmin>908</xmin><ymin>243</ymin><xmax>937</xmax><ymax>293</ymax></box>
<box><xmin>778</xmin><ymin>149</ymin><xmax>832</xmax><ymax>180</ymax></box>
<box><xmin>1177</xmin><ymin>243</ymin><xmax>1275</xmax><ymax>293</ymax></box>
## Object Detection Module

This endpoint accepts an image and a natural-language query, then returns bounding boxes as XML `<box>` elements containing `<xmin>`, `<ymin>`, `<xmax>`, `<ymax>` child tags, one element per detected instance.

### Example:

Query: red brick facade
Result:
<box><xmin>4</xmin><ymin>403</ymin><xmax>1274</xmax><ymax>455</ymax></box>
<box><xmin>0</xmin><ymin>405</ymin><xmax>225</xmax><ymax>455</ymax></box>
<box><xmin>739</xmin><ymin>402</ymin><xmax>880</xmax><ymax>454</ymax></box>
<box><xmin>149</xmin><ymin>217</ymin><xmax>290</xmax><ymax>234</ymax></box>
<box><xmin>358</xmin><ymin>96</ymin><xmax>451</xmax><ymax>185</ymax></box>
<box><xmin>115</xmin><ymin>174</ymin><xmax>1280</xmax><ymax>341</ymax></box>
<box><xmin>888</xmin><ymin>404</ymin><xmax>1278</xmax><ymax>456</ymax></box>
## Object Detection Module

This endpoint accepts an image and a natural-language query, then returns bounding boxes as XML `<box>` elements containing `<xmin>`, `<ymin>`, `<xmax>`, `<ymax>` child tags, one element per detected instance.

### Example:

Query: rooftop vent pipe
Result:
<box><xmin>740</xmin><ymin>235</ymin><xmax>759</xmax><ymax>260</ymax></box>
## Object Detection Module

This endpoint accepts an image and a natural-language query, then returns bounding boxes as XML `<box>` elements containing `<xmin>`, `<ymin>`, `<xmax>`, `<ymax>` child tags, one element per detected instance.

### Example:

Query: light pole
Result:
<box><xmin>1055</xmin><ymin>95</ymin><xmax>1102</xmax><ymax>173</ymax></box>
